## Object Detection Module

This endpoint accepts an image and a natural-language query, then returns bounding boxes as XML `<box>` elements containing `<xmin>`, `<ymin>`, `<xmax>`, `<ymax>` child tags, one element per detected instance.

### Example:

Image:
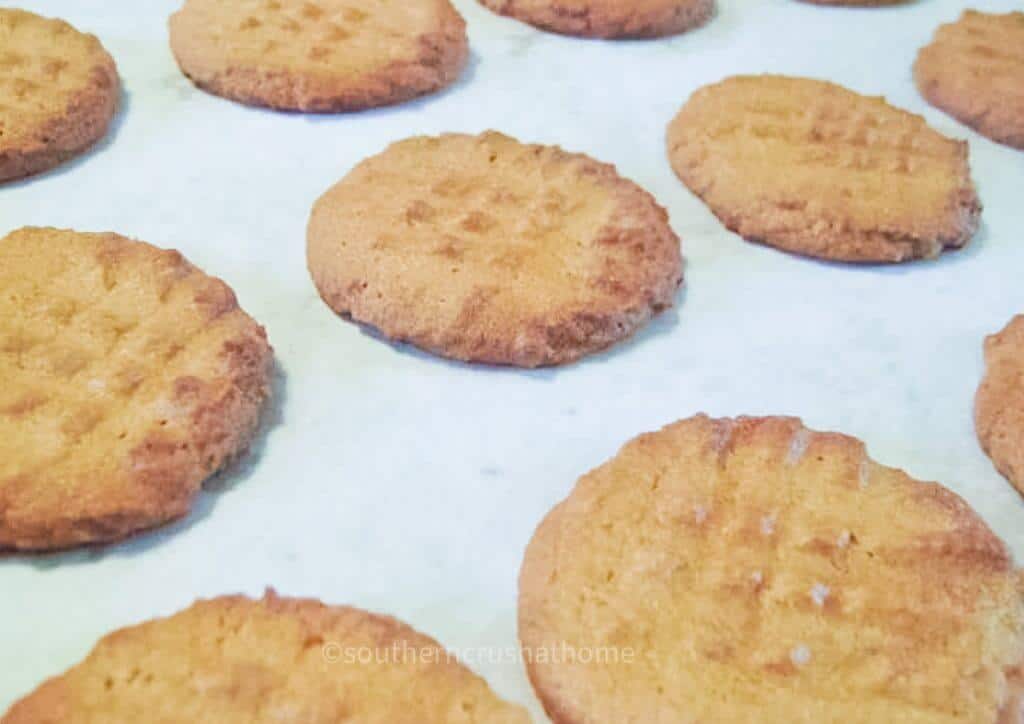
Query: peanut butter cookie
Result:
<box><xmin>976</xmin><ymin>315</ymin><xmax>1024</xmax><ymax>497</ymax></box>
<box><xmin>3</xmin><ymin>590</ymin><xmax>530</xmax><ymax>723</ymax></box>
<box><xmin>915</xmin><ymin>11</ymin><xmax>1024</xmax><ymax>150</ymax></box>
<box><xmin>0</xmin><ymin>228</ymin><xmax>272</xmax><ymax>551</ymax></box>
<box><xmin>307</xmin><ymin>131</ymin><xmax>683</xmax><ymax>367</ymax></box>
<box><xmin>520</xmin><ymin>415</ymin><xmax>1024</xmax><ymax>723</ymax></box>
<box><xmin>169</xmin><ymin>0</ymin><xmax>468</xmax><ymax>111</ymax></box>
<box><xmin>0</xmin><ymin>9</ymin><xmax>119</xmax><ymax>183</ymax></box>
<box><xmin>477</xmin><ymin>0</ymin><xmax>714</xmax><ymax>39</ymax></box>
<box><xmin>667</xmin><ymin>75</ymin><xmax>981</xmax><ymax>262</ymax></box>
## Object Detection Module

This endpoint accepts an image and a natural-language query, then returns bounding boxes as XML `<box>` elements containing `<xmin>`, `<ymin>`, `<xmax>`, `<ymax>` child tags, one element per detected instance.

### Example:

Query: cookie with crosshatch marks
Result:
<box><xmin>519</xmin><ymin>414</ymin><xmax>1024</xmax><ymax>723</ymax></box>
<box><xmin>915</xmin><ymin>10</ymin><xmax>1024</xmax><ymax>151</ymax></box>
<box><xmin>2</xmin><ymin>590</ymin><xmax>531</xmax><ymax>723</ymax></box>
<box><xmin>307</xmin><ymin>131</ymin><xmax>683</xmax><ymax>367</ymax></box>
<box><xmin>476</xmin><ymin>0</ymin><xmax>714</xmax><ymax>39</ymax></box>
<box><xmin>666</xmin><ymin>75</ymin><xmax>981</xmax><ymax>263</ymax></box>
<box><xmin>0</xmin><ymin>227</ymin><xmax>272</xmax><ymax>551</ymax></box>
<box><xmin>168</xmin><ymin>0</ymin><xmax>468</xmax><ymax>112</ymax></box>
<box><xmin>976</xmin><ymin>315</ymin><xmax>1024</xmax><ymax>498</ymax></box>
<box><xmin>0</xmin><ymin>9</ymin><xmax>119</xmax><ymax>183</ymax></box>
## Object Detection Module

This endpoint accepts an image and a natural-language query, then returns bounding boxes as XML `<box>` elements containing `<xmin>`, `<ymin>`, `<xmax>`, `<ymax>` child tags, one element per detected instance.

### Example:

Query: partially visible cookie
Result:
<box><xmin>3</xmin><ymin>590</ymin><xmax>530</xmax><ymax>723</ymax></box>
<box><xmin>0</xmin><ymin>9</ymin><xmax>119</xmax><ymax>183</ymax></box>
<box><xmin>307</xmin><ymin>131</ymin><xmax>683</xmax><ymax>367</ymax></box>
<box><xmin>0</xmin><ymin>228</ymin><xmax>273</xmax><ymax>551</ymax></box>
<box><xmin>519</xmin><ymin>415</ymin><xmax>1024</xmax><ymax>723</ymax></box>
<box><xmin>168</xmin><ymin>0</ymin><xmax>468</xmax><ymax>112</ymax></box>
<box><xmin>476</xmin><ymin>0</ymin><xmax>714</xmax><ymax>39</ymax></box>
<box><xmin>666</xmin><ymin>75</ymin><xmax>982</xmax><ymax>263</ymax></box>
<box><xmin>915</xmin><ymin>10</ymin><xmax>1024</xmax><ymax>150</ymax></box>
<box><xmin>976</xmin><ymin>315</ymin><xmax>1024</xmax><ymax>496</ymax></box>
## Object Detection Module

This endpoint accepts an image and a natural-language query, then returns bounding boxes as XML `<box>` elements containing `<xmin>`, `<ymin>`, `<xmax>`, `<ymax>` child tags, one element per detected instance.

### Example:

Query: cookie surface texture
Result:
<box><xmin>976</xmin><ymin>315</ymin><xmax>1024</xmax><ymax>497</ymax></box>
<box><xmin>476</xmin><ymin>0</ymin><xmax>714</xmax><ymax>39</ymax></box>
<box><xmin>307</xmin><ymin>131</ymin><xmax>683</xmax><ymax>367</ymax></box>
<box><xmin>0</xmin><ymin>9</ymin><xmax>119</xmax><ymax>183</ymax></box>
<box><xmin>519</xmin><ymin>414</ymin><xmax>1024</xmax><ymax>723</ymax></box>
<box><xmin>0</xmin><ymin>227</ymin><xmax>273</xmax><ymax>551</ymax></box>
<box><xmin>2</xmin><ymin>590</ymin><xmax>531</xmax><ymax>723</ymax></box>
<box><xmin>915</xmin><ymin>10</ymin><xmax>1024</xmax><ymax>150</ymax></box>
<box><xmin>168</xmin><ymin>0</ymin><xmax>468</xmax><ymax>111</ymax></box>
<box><xmin>666</xmin><ymin>75</ymin><xmax>981</xmax><ymax>262</ymax></box>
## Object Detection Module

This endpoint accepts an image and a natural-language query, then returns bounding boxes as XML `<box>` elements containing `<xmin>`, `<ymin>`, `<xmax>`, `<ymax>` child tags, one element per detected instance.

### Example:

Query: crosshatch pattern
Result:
<box><xmin>0</xmin><ymin>9</ymin><xmax>118</xmax><ymax>181</ymax></box>
<box><xmin>0</xmin><ymin>228</ymin><xmax>272</xmax><ymax>551</ymax></box>
<box><xmin>667</xmin><ymin>75</ymin><xmax>981</xmax><ymax>262</ymax></box>
<box><xmin>307</xmin><ymin>131</ymin><xmax>682</xmax><ymax>367</ymax></box>
<box><xmin>915</xmin><ymin>10</ymin><xmax>1024</xmax><ymax>150</ymax></box>
<box><xmin>520</xmin><ymin>416</ymin><xmax>1024</xmax><ymax>722</ymax></box>
<box><xmin>168</xmin><ymin>0</ymin><xmax>467</xmax><ymax>111</ymax></box>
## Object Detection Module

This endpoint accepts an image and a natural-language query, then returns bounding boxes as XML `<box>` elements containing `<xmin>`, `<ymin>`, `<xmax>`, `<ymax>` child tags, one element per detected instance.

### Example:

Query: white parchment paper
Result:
<box><xmin>2</xmin><ymin>0</ymin><xmax>1023</xmax><ymax>718</ymax></box>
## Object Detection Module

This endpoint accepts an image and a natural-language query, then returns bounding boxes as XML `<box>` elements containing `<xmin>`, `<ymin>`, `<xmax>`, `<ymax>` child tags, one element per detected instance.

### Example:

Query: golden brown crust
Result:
<box><xmin>976</xmin><ymin>315</ymin><xmax>1024</xmax><ymax>497</ymax></box>
<box><xmin>519</xmin><ymin>415</ymin><xmax>1024</xmax><ymax>723</ymax></box>
<box><xmin>915</xmin><ymin>10</ymin><xmax>1024</xmax><ymax>151</ymax></box>
<box><xmin>307</xmin><ymin>131</ymin><xmax>683</xmax><ymax>368</ymax></box>
<box><xmin>0</xmin><ymin>9</ymin><xmax>119</xmax><ymax>183</ymax></box>
<box><xmin>0</xmin><ymin>228</ymin><xmax>273</xmax><ymax>551</ymax></box>
<box><xmin>666</xmin><ymin>75</ymin><xmax>982</xmax><ymax>263</ymax></box>
<box><xmin>168</xmin><ymin>0</ymin><xmax>468</xmax><ymax>112</ymax></box>
<box><xmin>476</xmin><ymin>0</ymin><xmax>714</xmax><ymax>39</ymax></box>
<box><xmin>2</xmin><ymin>590</ymin><xmax>531</xmax><ymax>723</ymax></box>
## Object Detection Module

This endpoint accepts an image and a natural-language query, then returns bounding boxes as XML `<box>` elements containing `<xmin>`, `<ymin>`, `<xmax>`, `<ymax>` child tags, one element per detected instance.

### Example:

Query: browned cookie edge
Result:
<box><xmin>477</xmin><ymin>0</ymin><xmax>715</xmax><ymax>39</ymax></box>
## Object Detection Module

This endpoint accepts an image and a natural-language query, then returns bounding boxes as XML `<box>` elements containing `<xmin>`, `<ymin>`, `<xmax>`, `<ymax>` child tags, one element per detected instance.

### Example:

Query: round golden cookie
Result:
<box><xmin>915</xmin><ymin>11</ymin><xmax>1024</xmax><ymax>151</ymax></box>
<box><xmin>476</xmin><ymin>0</ymin><xmax>714</xmax><ymax>39</ymax></box>
<box><xmin>0</xmin><ymin>227</ymin><xmax>273</xmax><ymax>552</ymax></box>
<box><xmin>307</xmin><ymin>131</ymin><xmax>683</xmax><ymax>368</ymax></box>
<box><xmin>976</xmin><ymin>315</ymin><xmax>1024</xmax><ymax>497</ymax></box>
<box><xmin>0</xmin><ymin>9</ymin><xmax>119</xmax><ymax>183</ymax></box>
<box><xmin>519</xmin><ymin>415</ymin><xmax>1024</xmax><ymax>723</ymax></box>
<box><xmin>168</xmin><ymin>0</ymin><xmax>468</xmax><ymax>112</ymax></box>
<box><xmin>666</xmin><ymin>75</ymin><xmax>982</xmax><ymax>263</ymax></box>
<box><xmin>3</xmin><ymin>590</ymin><xmax>530</xmax><ymax>723</ymax></box>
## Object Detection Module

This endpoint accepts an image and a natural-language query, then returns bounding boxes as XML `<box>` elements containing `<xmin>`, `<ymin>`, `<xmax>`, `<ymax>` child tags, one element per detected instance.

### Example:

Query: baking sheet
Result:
<box><xmin>2</xmin><ymin>0</ymin><xmax>1023</xmax><ymax>717</ymax></box>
